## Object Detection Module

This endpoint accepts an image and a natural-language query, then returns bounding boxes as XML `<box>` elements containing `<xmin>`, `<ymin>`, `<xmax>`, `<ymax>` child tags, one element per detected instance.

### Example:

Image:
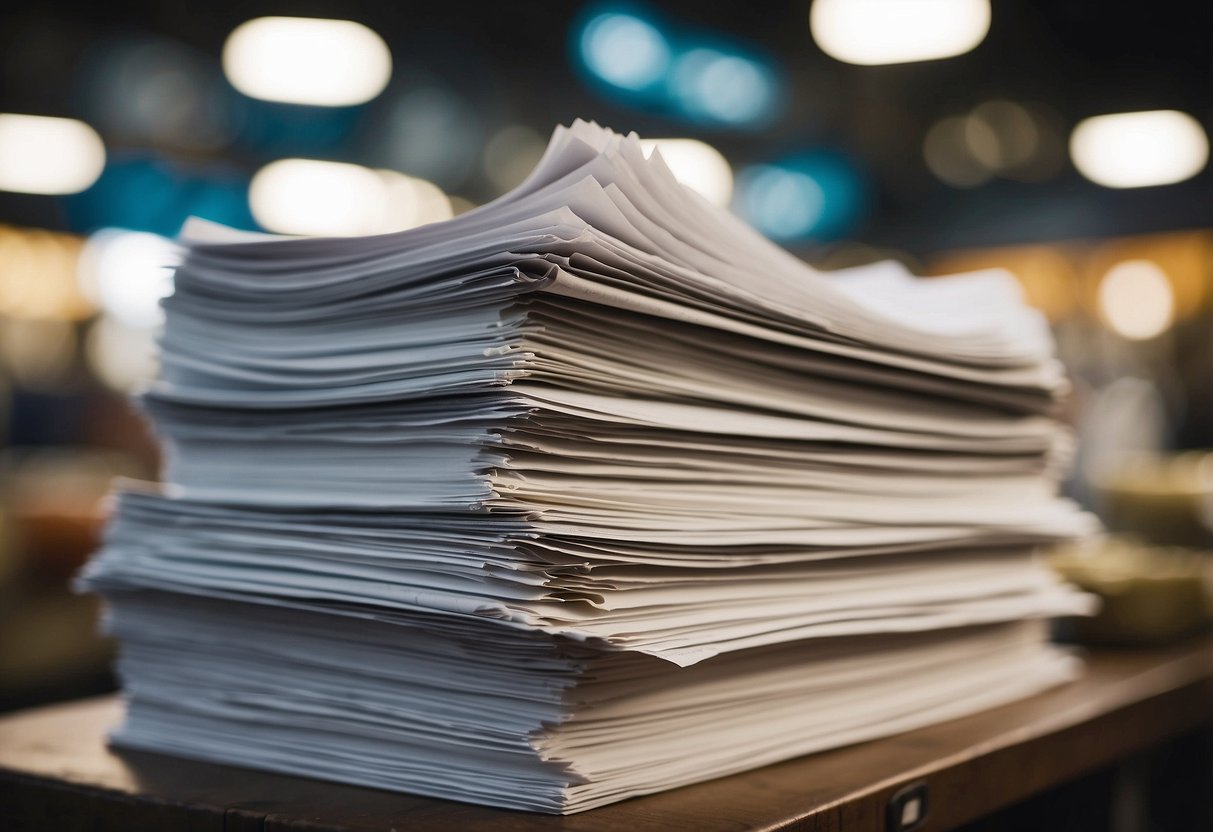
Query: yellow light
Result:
<box><xmin>85</xmin><ymin>316</ymin><xmax>159</xmax><ymax>392</ymax></box>
<box><xmin>77</xmin><ymin>230</ymin><xmax>179</xmax><ymax>330</ymax></box>
<box><xmin>969</xmin><ymin>100</ymin><xmax>1040</xmax><ymax>171</ymax></box>
<box><xmin>640</xmin><ymin>139</ymin><xmax>734</xmax><ymax>207</ymax></box>
<box><xmin>1070</xmin><ymin>110</ymin><xmax>1208</xmax><ymax>188</ymax></box>
<box><xmin>222</xmin><ymin>17</ymin><xmax>392</xmax><ymax>106</ymax></box>
<box><xmin>0</xmin><ymin>226</ymin><xmax>92</xmax><ymax>320</ymax></box>
<box><xmin>377</xmin><ymin>171</ymin><xmax>453</xmax><ymax>232</ymax></box>
<box><xmin>923</xmin><ymin>116</ymin><xmax>992</xmax><ymax>187</ymax></box>
<box><xmin>1097</xmin><ymin>259</ymin><xmax>1174</xmax><ymax>340</ymax></box>
<box><xmin>250</xmin><ymin>159</ymin><xmax>388</xmax><ymax>236</ymax></box>
<box><xmin>0</xmin><ymin>317</ymin><xmax>77</xmax><ymax>389</ymax></box>
<box><xmin>810</xmin><ymin>0</ymin><xmax>990</xmax><ymax>66</ymax></box>
<box><xmin>250</xmin><ymin>160</ymin><xmax>451</xmax><ymax>237</ymax></box>
<box><xmin>0</xmin><ymin>114</ymin><xmax>105</xmax><ymax>195</ymax></box>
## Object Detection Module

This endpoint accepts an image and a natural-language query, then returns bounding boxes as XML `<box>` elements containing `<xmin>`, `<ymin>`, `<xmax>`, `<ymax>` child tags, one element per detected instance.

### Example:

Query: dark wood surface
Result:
<box><xmin>2</xmin><ymin>635</ymin><xmax>1212</xmax><ymax>832</ymax></box>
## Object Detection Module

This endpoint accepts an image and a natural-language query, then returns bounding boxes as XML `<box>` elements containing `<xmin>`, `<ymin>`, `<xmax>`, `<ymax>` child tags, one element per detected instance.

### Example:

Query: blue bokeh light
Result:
<box><xmin>579</xmin><ymin>11</ymin><xmax>672</xmax><ymax>92</ymax></box>
<box><xmin>233</xmin><ymin>99</ymin><xmax>363</xmax><ymax>157</ymax></box>
<box><xmin>736</xmin><ymin>152</ymin><xmax>865</xmax><ymax>242</ymax></box>
<box><xmin>671</xmin><ymin>48</ymin><xmax>778</xmax><ymax>126</ymax></box>
<box><xmin>739</xmin><ymin>165</ymin><xmax>826</xmax><ymax>239</ymax></box>
<box><xmin>572</xmin><ymin>5</ymin><xmax>783</xmax><ymax>127</ymax></box>
<box><xmin>62</xmin><ymin>154</ymin><xmax>256</xmax><ymax>237</ymax></box>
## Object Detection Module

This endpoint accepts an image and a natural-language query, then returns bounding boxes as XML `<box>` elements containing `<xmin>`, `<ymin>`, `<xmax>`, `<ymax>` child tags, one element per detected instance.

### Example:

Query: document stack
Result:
<box><xmin>80</xmin><ymin>121</ymin><xmax>1096</xmax><ymax>813</ymax></box>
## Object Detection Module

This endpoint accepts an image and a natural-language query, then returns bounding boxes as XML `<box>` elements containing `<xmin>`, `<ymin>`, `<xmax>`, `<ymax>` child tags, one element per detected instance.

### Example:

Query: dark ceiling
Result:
<box><xmin>1</xmin><ymin>0</ymin><xmax>1209</xmax><ymax>255</ymax></box>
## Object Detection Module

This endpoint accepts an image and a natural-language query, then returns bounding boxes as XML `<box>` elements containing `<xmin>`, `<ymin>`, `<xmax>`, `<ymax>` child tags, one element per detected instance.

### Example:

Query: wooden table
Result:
<box><xmin>2</xmin><ymin>635</ymin><xmax>1212</xmax><ymax>832</ymax></box>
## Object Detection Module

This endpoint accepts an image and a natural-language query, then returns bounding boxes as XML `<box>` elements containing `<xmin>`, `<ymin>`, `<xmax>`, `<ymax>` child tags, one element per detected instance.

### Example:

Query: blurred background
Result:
<box><xmin>0</xmin><ymin>0</ymin><xmax>1210</xmax><ymax>724</ymax></box>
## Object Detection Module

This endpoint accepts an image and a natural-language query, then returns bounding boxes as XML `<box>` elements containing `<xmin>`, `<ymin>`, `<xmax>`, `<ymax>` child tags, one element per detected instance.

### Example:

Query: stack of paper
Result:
<box><xmin>80</xmin><ymin>121</ymin><xmax>1095</xmax><ymax>814</ymax></box>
